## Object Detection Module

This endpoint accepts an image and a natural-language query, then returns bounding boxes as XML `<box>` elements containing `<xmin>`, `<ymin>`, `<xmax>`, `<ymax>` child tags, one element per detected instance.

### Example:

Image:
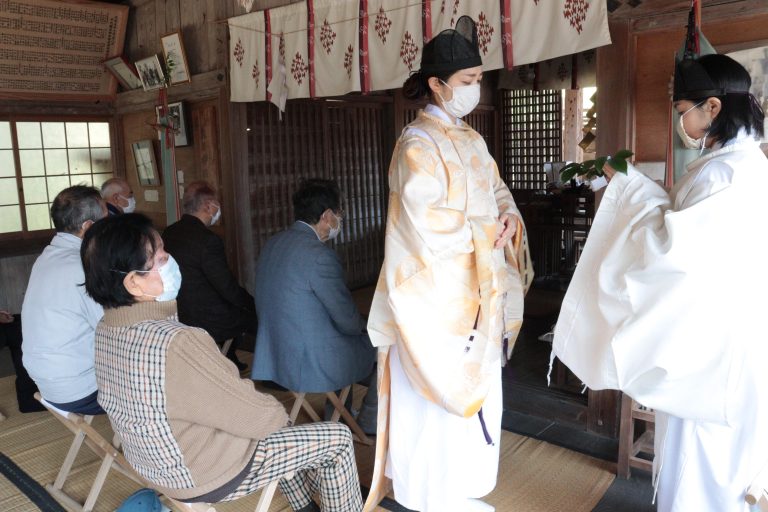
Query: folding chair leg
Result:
<box><xmin>329</xmin><ymin>386</ymin><xmax>351</xmax><ymax>423</ymax></box>
<box><xmin>254</xmin><ymin>479</ymin><xmax>280</xmax><ymax>512</ymax></box>
<box><xmin>83</xmin><ymin>452</ymin><xmax>115</xmax><ymax>512</ymax></box>
<box><xmin>288</xmin><ymin>393</ymin><xmax>306</xmax><ymax>424</ymax></box>
<box><xmin>325</xmin><ymin>391</ymin><xmax>373</xmax><ymax>446</ymax></box>
<box><xmin>52</xmin><ymin>428</ymin><xmax>87</xmax><ymax>490</ymax></box>
<box><xmin>289</xmin><ymin>392</ymin><xmax>322</xmax><ymax>423</ymax></box>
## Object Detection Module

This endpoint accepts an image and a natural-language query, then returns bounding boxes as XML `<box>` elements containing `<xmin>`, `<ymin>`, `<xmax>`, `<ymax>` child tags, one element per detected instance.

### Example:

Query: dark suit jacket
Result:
<box><xmin>250</xmin><ymin>222</ymin><xmax>375</xmax><ymax>392</ymax></box>
<box><xmin>162</xmin><ymin>214</ymin><xmax>255</xmax><ymax>342</ymax></box>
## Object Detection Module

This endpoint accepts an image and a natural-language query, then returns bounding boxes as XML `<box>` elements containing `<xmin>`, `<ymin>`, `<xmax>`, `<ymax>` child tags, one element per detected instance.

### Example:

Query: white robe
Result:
<box><xmin>552</xmin><ymin>134</ymin><xmax>768</xmax><ymax>511</ymax></box>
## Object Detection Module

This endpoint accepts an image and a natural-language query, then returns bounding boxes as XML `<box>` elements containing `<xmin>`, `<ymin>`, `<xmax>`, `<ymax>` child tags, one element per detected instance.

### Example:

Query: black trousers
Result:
<box><xmin>0</xmin><ymin>314</ymin><xmax>43</xmax><ymax>413</ymax></box>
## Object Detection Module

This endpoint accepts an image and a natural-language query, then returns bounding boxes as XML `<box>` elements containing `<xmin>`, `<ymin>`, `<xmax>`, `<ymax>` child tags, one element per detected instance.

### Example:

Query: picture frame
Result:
<box><xmin>131</xmin><ymin>140</ymin><xmax>160</xmax><ymax>186</ymax></box>
<box><xmin>134</xmin><ymin>55</ymin><xmax>166</xmax><ymax>92</ymax></box>
<box><xmin>103</xmin><ymin>55</ymin><xmax>143</xmax><ymax>90</ymax></box>
<box><xmin>161</xmin><ymin>31</ymin><xmax>191</xmax><ymax>85</ymax></box>
<box><xmin>155</xmin><ymin>101</ymin><xmax>189</xmax><ymax>147</ymax></box>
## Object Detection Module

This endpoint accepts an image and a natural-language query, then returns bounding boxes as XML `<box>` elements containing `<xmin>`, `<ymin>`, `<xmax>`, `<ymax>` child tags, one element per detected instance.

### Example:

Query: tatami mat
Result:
<box><xmin>0</xmin><ymin>360</ymin><xmax>613</xmax><ymax>512</ymax></box>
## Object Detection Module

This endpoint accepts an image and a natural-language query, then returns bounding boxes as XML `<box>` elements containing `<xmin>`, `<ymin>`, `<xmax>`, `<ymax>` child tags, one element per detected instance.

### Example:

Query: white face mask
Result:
<box><xmin>438</xmin><ymin>81</ymin><xmax>481</xmax><ymax>119</ymax></box>
<box><xmin>136</xmin><ymin>255</ymin><xmax>182</xmax><ymax>302</ymax></box>
<box><xmin>327</xmin><ymin>212</ymin><xmax>342</xmax><ymax>241</ymax></box>
<box><xmin>676</xmin><ymin>101</ymin><xmax>709</xmax><ymax>150</ymax></box>
<box><xmin>121</xmin><ymin>195</ymin><xmax>136</xmax><ymax>214</ymax></box>
<box><xmin>210</xmin><ymin>204</ymin><xmax>221</xmax><ymax>226</ymax></box>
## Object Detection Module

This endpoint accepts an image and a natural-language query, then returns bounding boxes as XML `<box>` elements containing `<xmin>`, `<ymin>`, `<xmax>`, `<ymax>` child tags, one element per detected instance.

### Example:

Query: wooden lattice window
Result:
<box><xmin>501</xmin><ymin>89</ymin><xmax>562</xmax><ymax>190</ymax></box>
<box><xmin>245</xmin><ymin>99</ymin><xmax>390</xmax><ymax>289</ymax></box>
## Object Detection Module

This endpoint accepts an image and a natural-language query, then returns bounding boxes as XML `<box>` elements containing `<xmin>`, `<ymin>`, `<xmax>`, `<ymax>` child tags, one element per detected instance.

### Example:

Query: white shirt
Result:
<box><xmin>22</xmin><ymin>232</ymin><xmax>104</xmax><ymax>403</ymax></box>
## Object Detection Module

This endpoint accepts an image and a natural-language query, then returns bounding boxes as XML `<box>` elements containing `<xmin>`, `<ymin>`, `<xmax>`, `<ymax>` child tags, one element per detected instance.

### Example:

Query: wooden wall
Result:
<box><xmin>633</xmin><ymin>13</ymin><xmax>768</xmax><ymax>162</ymax></box>
<box><xmin>596</xmin><ymin>0</ymin><xmax>768</xmax><ymax>164</ymax></box>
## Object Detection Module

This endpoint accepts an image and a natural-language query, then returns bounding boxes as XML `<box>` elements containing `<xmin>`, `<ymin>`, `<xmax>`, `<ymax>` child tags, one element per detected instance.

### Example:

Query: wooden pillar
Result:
<box><xmin>562</xmin><ymin>88</ymin><xmax>584</xmax><ymax>164</ymax></box>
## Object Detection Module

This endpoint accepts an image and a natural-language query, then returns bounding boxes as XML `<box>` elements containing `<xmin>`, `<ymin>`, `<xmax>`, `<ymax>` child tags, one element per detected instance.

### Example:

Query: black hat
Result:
<box><xmin>673</xmin><ymin>55</ymin><xmax>750</xmax><ymax>101</ymax></box>
<box><xmin>419</xmin><ymin>16</ymin><xmax>482</xmax><ymax>76</ymax></box>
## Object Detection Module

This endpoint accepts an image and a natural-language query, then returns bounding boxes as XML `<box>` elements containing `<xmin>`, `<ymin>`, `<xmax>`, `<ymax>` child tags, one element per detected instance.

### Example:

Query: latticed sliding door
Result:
<box><xmin>245</xmin><ymin>100</ymin><xmax>390</xmax><ymax>289</ymax></box>
<box><xmin>501</xmin><ymin>89</ymin><xmax>562</xmax><ymax>191</ymax></box>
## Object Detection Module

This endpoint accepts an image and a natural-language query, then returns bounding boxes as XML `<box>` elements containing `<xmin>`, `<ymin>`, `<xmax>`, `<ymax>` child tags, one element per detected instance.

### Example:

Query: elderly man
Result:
<box><xmin>162</xmin><ymin>181</ymin><xmax>255</xmax><ymax>371</ymax></box>
<box><xmin>22</xmin><ymin>185</ymin><xmax>106</xmax><ymax>414</ymax></box>
<box><xmin>251</xmin><ymin>179</ymin><xmax>376</xmax><ymax>432</ymax></box>
<box><xmin>101</xmin><ymin>177</ymin><xmax>135</xmax><ymax>215</ymax></box>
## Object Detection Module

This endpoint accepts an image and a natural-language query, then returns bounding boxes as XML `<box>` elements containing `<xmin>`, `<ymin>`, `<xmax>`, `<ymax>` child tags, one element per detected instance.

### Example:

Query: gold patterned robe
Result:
<box><xmin>364</xmin><ymin>107</ymin><xmax>532</xmax><ymax>510</ymax></box>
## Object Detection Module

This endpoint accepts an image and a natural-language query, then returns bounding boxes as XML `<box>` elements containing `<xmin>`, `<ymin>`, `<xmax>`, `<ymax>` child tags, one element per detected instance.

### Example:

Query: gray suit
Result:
<box><xmin>251</xmin><ymin>222</ymin><xmax>375</xmax><ymax>393</ymax></box>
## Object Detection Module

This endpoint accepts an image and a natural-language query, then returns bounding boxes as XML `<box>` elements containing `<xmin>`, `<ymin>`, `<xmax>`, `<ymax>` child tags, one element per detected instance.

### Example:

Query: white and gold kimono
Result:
<box><xmin>552</xmin><ymin>133</ymin><xmax>768</xmax><ymax>511</ymax></box>
<box><xmin>365</xmin><ymin>105</ymin><xmax>532</xmax><ymax>511</ymax></box>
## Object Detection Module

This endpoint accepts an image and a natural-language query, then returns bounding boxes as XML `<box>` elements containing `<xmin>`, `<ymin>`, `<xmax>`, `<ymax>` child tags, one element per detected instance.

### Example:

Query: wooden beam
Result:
<box><xmin>114</xmin><ymin>70</ymin><xmax>226</xmax><ymax>113</ymax></box>
<box><xmin>631</xmin><ymin>0</ymin><xmax>768</xmax><ymax>32</ymax></box>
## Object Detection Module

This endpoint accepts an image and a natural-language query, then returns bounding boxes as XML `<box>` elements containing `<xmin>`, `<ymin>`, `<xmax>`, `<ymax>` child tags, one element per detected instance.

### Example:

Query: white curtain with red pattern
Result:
<box><xmin>511</xmin><ymin>0</ymin><xmax>610</xmax><ymax>67</ymax></box>
<box><xmin>365</xmin><ymin>0</ymin><xmax>425</xmax><ymax>92</ymax></box>
<box><xmin>228</xmin><ymin>0</ymin><xmax>611</xmax><ymax>103</ymax></box>
<box><xmin>229</xmin><ymin>11</ymin><xmax>266</xmax><ymax>102</ymax></box>
<box><xmin>429</xmin><ymin>0</ymin><xmax>504</xmax><ymax>72</ymax></box>
<box><xmin>311</xmin><ymin>0</ymin><xmax>360</xmax><ymax>97</ymax></box>
<box><xmin>266</xmin><ymin>2</ymin><xmax>310</xmax><ymax>105</ymax></box>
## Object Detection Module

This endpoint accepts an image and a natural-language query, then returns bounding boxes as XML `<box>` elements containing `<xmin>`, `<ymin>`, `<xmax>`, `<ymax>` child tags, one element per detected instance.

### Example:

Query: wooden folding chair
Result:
<box><xmin>37</xmin><ymin>391</ymin><xmax>291</xmax><ymax>512</ymax></box>
<box><xmin>35</xmin><ymin>392</ymin><xmax>145</xmax><ymax>511</ymax></box>
<box><xmin>288</xmin><ymin>386</ymin><xmax>373</xmax><ymax>446</ymax></box>
<box><xmin>220</xmin><ymin>338</ymin><xmax>234</xmax><ymax>356</ymax></box>
<box><xmin>172</xmin><ymin>473</ymin><xmax>292</xmax><ymax>512</ymax></box>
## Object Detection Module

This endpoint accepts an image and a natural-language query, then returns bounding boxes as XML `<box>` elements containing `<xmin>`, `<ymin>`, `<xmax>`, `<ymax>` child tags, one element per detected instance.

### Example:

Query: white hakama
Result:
<box><xmin>385</xmin><ymin>345</ymin><xmax>502</xmax><ymax>512</ymax></box>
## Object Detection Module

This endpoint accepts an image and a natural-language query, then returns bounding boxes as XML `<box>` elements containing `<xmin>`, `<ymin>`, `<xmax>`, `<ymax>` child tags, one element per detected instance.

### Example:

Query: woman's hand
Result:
<box><xmin>603</xmin><ymin>162</ymin><xmax>617</xmax><ymax>181</ymax></box>
<box><xmin>495</xmin><ymin>213</ymin><xmax>517</xmax><ymax>248</ymax></box>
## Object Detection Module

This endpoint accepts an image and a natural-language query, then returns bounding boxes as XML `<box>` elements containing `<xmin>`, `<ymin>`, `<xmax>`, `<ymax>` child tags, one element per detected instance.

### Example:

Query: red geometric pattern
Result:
<box><xmin>400</xmin><ymin>31</ymin><xmax>418</xmax><ymax>71</ymax></box>
<box><xmin>252</xmin><ymin>62</ymin><xmax>260</xmax><ymax>88</ymax></box>
<box><xmin>563</xmin><ymin>0</ymin><xmax>589</xmax><ymax>34</ymax></box>
<box><xmin>375</xmin><ymin>7</ymin><xmax>392</xmax><ymax>44</ymax></box>
<box><xmin>291</xmin><ymin>52</ymin><xmax>309</xmax><ymax>84</ymax></box>
<box><xmin>233</xmin><ymin>39</ymin><xmax>245</xmax><ymax>67</ymax></box>
<box><xmin>344</xmin><ymin>45</ymin><xmax>354</xmax><ymax>78</ymax></box>
<box><xmin>320</xmin><ymin>19</ymin><xmax>337</xmax><ymax>54</ymax></box>
<box><xmin>443</xmin><ymin>0</ymin><xmax>460</xmax><ymax>26</ymax></box>
<box><xmin>476</xmin><ymin>11</ymin><xmax>494</xmax><ymax>56</ymax></box>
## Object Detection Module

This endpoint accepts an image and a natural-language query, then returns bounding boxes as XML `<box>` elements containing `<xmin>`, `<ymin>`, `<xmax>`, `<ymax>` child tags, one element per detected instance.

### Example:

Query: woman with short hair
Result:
<box><xmin>81</xmin><ymin>213</ymin><xmax>362</xmax><ymax>512</ymax></box>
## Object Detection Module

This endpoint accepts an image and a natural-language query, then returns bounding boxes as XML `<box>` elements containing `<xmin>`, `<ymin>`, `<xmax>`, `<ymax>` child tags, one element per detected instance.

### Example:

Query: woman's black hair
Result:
<box><xmin>81</xmin><ymin>213</ymin><xmax>158</xmax><ymax>309</ymax></box>
<box><xmin>402</xmin><ymin>69</ymin><xmax>456</xmax><ymax>101</ymax></box>
<box><xmin>687</xmin><ymin>54</ymin><xmax>765</xmax><ymax>144</ymax></box>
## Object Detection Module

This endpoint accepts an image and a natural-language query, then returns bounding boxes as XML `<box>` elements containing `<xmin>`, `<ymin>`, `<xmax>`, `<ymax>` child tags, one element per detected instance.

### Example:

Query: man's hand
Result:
<box><xmin>495</xmin><ymin>213</ymin><xmax>517</xmax><ymax>249</ymax></box>
<box><xmin>0</xmin><ymin>310</ymin><xmax>13</xmax><ymax>324</ymax></box>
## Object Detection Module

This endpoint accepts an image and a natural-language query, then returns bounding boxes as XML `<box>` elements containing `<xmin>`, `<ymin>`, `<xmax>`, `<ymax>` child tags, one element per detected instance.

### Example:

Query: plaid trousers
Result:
<box><xmin>221</xmin><ymin>421</ymin><xmax>362</xmax><ymax>511</ymax></box>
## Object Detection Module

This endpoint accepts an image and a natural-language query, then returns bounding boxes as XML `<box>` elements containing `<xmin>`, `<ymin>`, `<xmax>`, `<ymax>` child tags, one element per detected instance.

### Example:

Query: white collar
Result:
<box><xmin>687</xmin><ymin>129</ymin><xmax>761</xmax><ymax>173</ymax></box>
<box><xmin>425</xmin><ymin>103</ymin><xmax>461</xmax><ymax>126</ymax></box>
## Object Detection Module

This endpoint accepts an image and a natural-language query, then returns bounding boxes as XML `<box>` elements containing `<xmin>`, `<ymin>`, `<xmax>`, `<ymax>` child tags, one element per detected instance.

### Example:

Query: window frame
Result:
<box><xmin>0</xmin><ymin>114</ymin><xmax>116</xmax><ymax>249</ymax></box>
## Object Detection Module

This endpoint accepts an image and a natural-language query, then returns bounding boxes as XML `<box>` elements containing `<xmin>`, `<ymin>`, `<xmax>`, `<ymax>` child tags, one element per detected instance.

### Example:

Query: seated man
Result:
<box><xmin>82</xmin><ymin>213</ymin><xmax>362</xmax><ymax>512</ymax></box>
<box><xmin>0</xmin><ymin>310</ymin><xmax>44</xmax><ymax>413</ymax></box>
<box><xmin>22</xmin><ymin>186</ymin><xmax>106</xmax><ymax>414</ymax></box>
<box><xmin>162</xmin><ymin>181</ymin><xmax>255</xmax><ymax>370</ymax></box>
<box><xmin>251</xmin><ymin>179</ymin><xmax>376</xmax><ymax>431</ymax></box>
<box><xmin>101</xmin><ymin>177</ymin><xmax>135</xmax><ymax>215</ymax></box>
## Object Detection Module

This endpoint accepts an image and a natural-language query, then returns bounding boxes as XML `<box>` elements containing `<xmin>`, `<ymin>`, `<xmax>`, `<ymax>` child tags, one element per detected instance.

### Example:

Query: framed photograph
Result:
<box><xmin>103</xmin><ymin>55</ymin><xmax>142</xmax><ymax>90</ymax></box>
<box><xmin>161</xmin><ymin>31</ymin><xmax>191</xmax><ymax>85</ymax></box>
<box><xmin>155</xmin><ymin>101</ymin><xmax>189</xmax><ymax>147</ymax></box>
<box><xmin>131</xmin><ymin>140</ymin><xmax>160</xmax><ymax>186</ymax></box>
<box><xmin>134</xmin><ymin>55</ymin><xmax>166</xmax><ymax>92</ymax></box>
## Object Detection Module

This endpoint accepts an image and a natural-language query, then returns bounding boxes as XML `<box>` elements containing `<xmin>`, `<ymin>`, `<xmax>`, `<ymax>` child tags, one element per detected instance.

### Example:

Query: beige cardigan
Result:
<box><xmin>95</xmin><ymin>301</ymin><xmax>288</xmax><ymax>500</ymax></box>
